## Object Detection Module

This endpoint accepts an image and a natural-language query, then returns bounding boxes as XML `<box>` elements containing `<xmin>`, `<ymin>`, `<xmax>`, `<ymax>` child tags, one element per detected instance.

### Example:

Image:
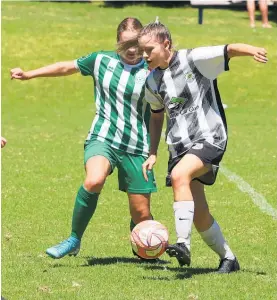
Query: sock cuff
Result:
<box><xmin>173</xmin><ymin>200</ymin><xmax>194</xmax><ymax>211</ymax></box>
<box><xmin>78</xmin><ymin>185</ymin><xmax>100</xmax><ymax>201</ymax></box>
<box><xmin>199</xmin><ymin>220</ymin><xmax>218</xmax><ymax>237</ymax></box>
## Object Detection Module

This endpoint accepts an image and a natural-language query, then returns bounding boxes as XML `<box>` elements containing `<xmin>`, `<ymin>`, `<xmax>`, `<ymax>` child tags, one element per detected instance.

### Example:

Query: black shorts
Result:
<box><xmin>166</xmin><ymin>141</ymin><xmax>225</xmax><ymax>186</ymax></box>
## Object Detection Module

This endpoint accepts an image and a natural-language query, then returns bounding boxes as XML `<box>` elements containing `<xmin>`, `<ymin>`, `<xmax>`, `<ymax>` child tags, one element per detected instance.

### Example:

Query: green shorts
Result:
<box><xmin>84</xmin><ymin>139</ymin><xmax>157</xmax><ymax>194</ymax></box>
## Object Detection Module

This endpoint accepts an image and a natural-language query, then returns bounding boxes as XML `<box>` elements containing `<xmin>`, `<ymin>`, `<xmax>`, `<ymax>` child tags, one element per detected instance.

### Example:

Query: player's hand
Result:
<box><xmin>142</xmin><ymin>154</ymin><xmax>157</xmax><ymax>181</ymax></box>
<box><xmin>10</xmin><ymin>68</ymin><xmax>30</xmax><ymax>80</ymax></box>
<box><xmin>253</xmin><ymin>47</ymin><xmax>267</xmax><ymax>63</ymax></box>
<box><xmin>1</xmin><ymin>137</ymin><xmax>7</xmax><ymax>148</ymax></box>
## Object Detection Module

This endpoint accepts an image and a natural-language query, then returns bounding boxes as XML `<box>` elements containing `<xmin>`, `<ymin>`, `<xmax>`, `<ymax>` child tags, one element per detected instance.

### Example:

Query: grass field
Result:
<box><xmin>1</xmin><ymin>2</ymin><xmax>277</xmax><ymax>299</ymax></box>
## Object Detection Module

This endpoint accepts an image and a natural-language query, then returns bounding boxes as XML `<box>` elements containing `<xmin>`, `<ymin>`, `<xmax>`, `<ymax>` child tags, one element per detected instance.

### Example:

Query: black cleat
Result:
<box><xmin>217</xmin><ymin>257</ymin><xmax>240</xmax><ymax>274</ymax></box>
<box><xmin>166</xmin><ymin>243</ymin><xmax>191</xmax><ymax>266</ymax></box>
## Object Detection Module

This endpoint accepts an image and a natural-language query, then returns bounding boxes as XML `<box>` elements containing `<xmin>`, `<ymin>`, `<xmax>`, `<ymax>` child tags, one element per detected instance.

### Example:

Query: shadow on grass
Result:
<box><xmin>142</xmin><ymin>265</ymin><xmax>268</xmax><ymax>280</ymax></box>
<box><xmin>82</xmin><ymin>256</ymin><xmax>170</xmax><ymax>266</ymax></box>
<box><xmin>48</xmin><ymin>256</ymin><xmax>268</xmax><ymax>281</ymax></box>
<box><xmin>143</xmin><ymin>265</ymin><xmax>215</xmax><ymax>280</ymax></box>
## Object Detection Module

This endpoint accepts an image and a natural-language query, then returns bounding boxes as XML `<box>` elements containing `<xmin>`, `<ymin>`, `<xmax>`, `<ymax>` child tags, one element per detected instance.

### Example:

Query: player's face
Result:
<box><xmin>139</xmin><ymin>34</ymin><xmax>171</xmax><ymax>69</ymax></box>
<box><xmin>119</xmin><ymin>30</ymin><xmax>142</xmax><ymax>65</ymax></box>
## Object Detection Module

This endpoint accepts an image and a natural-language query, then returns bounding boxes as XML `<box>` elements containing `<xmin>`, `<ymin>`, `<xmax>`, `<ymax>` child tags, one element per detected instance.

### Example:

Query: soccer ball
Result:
<box><xmin>130</xmin><ymin>220</ymin><xmax>169</xmax><ymax>259</ymax></box>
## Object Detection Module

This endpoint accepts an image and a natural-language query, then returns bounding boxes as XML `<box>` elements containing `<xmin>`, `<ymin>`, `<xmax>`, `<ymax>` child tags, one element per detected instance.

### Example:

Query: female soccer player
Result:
<box><xmin>120</xmin><ymin>19</ymin><xmax>267</xmax><ymax>273</ymax></box>
<box><xmin>10</xmin><ymin>18</ymin><xmax>159</xmax><ymax>260</ymax></box>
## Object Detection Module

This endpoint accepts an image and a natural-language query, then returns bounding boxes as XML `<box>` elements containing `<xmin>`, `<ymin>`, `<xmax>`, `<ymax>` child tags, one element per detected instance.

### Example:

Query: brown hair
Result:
<box><xmin>138</xmin><ymin>18</ymin><xmax>172</xmax><ymax>49</ymax></box>
<box><xmin>116</xmin><ymin>17</ymin><xmax>143</xmax><ymax>42</ymax></box>
<box><xmin>117</xmin><ymin>18</ymin><xmax>172</xmax><ymax>55</ymax></box>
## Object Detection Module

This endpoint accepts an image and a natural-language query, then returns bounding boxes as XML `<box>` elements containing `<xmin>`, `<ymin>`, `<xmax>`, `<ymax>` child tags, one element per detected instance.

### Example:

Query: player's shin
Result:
<box><xmin>173</xmin><ymin>200</ymin><xmax>194</xmax><ymax>249</ymax></box>
<box><xmin>199</xmin><ymin>219</ymin><xmax>235</xmax><ymax>260</ymax></box>
<box><xmin>71</xmin><ymin>185</ymin><xmax>100</xmax><ymax>240</ymax></box>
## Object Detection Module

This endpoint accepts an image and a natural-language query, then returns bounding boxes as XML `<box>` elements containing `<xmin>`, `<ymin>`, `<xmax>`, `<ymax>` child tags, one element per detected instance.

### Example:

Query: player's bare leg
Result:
<box><xmin>128</xmin><ymin>193</ymin><xmax>152</xmax><ymax>225</ymax></box>
<box><xmin>128</xmin><ymin>193</ymin><xmax>158</xmax><ymax>261</ymax></box>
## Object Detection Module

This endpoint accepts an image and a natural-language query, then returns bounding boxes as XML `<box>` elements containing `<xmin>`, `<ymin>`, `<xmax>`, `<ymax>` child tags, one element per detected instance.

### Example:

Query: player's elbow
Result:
<box><xmin>56</xmin><ymin>61</ymin><xmax>76</xmax><ymax>75</ymax></box>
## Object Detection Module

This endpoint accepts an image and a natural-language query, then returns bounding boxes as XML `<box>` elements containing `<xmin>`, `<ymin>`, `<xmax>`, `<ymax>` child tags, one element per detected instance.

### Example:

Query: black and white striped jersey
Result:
<box><xmin>145</xmin><ymin>45</ymin><xmax>229</xmax><ymax>158</ymax></box>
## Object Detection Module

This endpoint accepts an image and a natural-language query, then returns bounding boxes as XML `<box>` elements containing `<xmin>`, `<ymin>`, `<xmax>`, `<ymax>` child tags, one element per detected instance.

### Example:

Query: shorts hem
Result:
<box><xmin>119</xmin><ymin>188</ymin><xmax>157</xmax><ymax>194</ymax></box>
<box><xmin>166</xmin><ymin>177</ymin><xmax>215</xmax><ymax>187</ymax></box>
<box><xmin>84</xmin><ymin>152</ymin><xmax>114</xmax><ymax>173</ymax></box>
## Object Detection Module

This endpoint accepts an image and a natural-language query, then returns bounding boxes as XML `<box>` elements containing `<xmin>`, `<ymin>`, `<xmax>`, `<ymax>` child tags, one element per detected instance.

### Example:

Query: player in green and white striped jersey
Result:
<box><xmin>77</xmin><ymin>50</ymin><xmax>150</xmax><ymax>156</ymax></box>
<box><xmin>10</xmin><ymin>18</ymin><xmax>159</xmax><ymax>260</ymax></box>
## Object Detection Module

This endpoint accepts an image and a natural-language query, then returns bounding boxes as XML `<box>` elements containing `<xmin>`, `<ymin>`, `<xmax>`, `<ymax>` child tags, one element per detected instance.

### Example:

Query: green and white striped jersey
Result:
<box><xmin>74</xmin><ymin>51</ymin><xmax>151</xmax><ymax>157</ymax></box>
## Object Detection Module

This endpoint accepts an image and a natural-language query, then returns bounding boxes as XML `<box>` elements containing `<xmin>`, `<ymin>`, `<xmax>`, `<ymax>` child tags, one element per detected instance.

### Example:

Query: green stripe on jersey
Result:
<box><xmin>76</xmin><ymin>51</ymin><xmax>150</xmax><ymax>157</ymax></box>
<box><xmin>105</xmin><ymin>62</ymin><xmax>124</xmax><ymax>141</ymax></box>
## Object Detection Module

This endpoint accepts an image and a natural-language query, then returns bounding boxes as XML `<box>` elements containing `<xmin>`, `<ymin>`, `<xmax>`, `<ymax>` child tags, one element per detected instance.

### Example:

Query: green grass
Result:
<box><xmin>2</xmin><ymin>2</ymin><xmax>277</xmax><ymax>299</ymax></box>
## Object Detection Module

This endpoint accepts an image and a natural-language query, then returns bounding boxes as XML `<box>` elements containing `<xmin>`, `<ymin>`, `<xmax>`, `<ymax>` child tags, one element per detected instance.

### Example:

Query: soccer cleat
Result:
<box><xmin>217</xmin><ymin>257</ymin><xmax>240</xmax><ymax>274</ymax></box>
<box><xmin>166</xmin><ymin>243</ymin><xmax>191</xmax><ymax>266</ymax></box>
<box><xmin>46</xmin><ymin>236</ymin><xmax>80</xmax><ymax>259</ymax></box>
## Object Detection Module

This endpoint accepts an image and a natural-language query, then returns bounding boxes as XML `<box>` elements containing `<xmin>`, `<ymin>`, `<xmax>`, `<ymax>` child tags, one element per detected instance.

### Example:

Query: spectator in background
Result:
<box><xmin>247</xmin><ymin>0</ymin><xmax>272</xmax><ymax>28</ymax></box>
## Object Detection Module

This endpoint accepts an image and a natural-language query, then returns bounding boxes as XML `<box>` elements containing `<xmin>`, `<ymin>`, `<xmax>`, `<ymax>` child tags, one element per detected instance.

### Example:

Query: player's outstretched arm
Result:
<box><xmin>10</xmin><ymin>61</ymin><xmax>78</xmax><ymax>80</ymax></box>
<box><xmin>227</xmin><ymin>44</ymin><xmax>268</xmax><ymax>63</ymax></box>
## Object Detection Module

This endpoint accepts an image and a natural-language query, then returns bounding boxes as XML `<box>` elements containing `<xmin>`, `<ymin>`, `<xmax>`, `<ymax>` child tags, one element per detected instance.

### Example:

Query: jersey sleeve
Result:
<box><xmin>145</xmin><ymin>85</ymin><xmax>164</xmax><ymax>112</ymax></box>
<box><xmin>144</xmin><ymin>72</ymin><xmax>165</xmax><ymax>112</ymax></box>
<box><xmin>190</xmin><ymin>45</ymin><xmax>229</xmax><ymax>80</ymax></box>
<box><xmin>74</xmin><ymin>52</ymin><xmax>98</xmax><ymax>76</ymax></box>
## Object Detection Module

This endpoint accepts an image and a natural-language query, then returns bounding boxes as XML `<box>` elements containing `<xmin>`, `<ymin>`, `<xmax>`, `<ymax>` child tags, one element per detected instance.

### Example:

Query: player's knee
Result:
<box><xmin>171</xmin><ymin>170</ymin><xmax>190</xmax><ymax>188</ymax></box>
<box><xmin>131</xmin><ymin>207</ymin><xmax>151</xmax><ymax>224</ymax></box>
<box><xmin>84</xmin><ymin>176</ymin><xmax>105</xmax><ymax>192</ymax></box>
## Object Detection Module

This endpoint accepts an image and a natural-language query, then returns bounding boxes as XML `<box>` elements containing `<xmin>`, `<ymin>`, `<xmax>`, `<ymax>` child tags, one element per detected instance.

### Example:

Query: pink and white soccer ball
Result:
<box><xmin>130</xmin><ymin>220</ymin><xmax>169</xmax><ymax>259</ymax></box>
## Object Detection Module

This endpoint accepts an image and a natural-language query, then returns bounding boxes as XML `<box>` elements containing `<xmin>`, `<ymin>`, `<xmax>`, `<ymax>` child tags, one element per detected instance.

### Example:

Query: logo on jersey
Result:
<box><xmin>78</xmin><ymin>54</ymin><xmax>92</xmax><ymax>62</ymax></box>
<box><xmin>168</xmin><ymin>96</ymin><xmax>199</xmax><ymax>119</ymax></box>
<box><xmin>107</xmin><ymin>65</ymin><xmax>115</xmax><ymax>72</ymax></box>
<box><xmin>180</xmin><ymin>105</ymin><xmax>199</xmax><ymax>115</ymax></box>
<box><xmin>135</xmin><ymin>70</ymin><xmax>147</xmax><ymax>85</ymax></box>
<box><xmin>184</xmin><ymin>72</ymin><xmax>195</xmax><ymax>83</ymax></box>
<box><xmin>192</xmin><ymin>143</ymin><xmax>203</xmax><ymax>150</ymax></box>
<box><xmin>135</xmin><ymin>74</ymin><xmax>146</xmax><ymax>84</ymax></box>
<box><xmin>168</xmin><ymin>97</ymin><xmax>185</xmax><ymax>109</ymax></box>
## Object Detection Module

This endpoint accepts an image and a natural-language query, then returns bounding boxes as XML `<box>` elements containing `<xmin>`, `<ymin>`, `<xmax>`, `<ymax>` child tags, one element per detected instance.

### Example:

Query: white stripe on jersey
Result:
<box><xmin>163</xmin><ymin>69</ymin><xmax>178</xmax><ymax>105</ymax></box>
<box><xmin>86</xmin><ymin>54</ymin><xmax>103</xmax><ymax>140</ymax></box>
<box><xmin>97</xmin><ymin>58</ymin><xmax>118</xmax><ymax>141</ymax></box>
<box><xmin>112</xmin><ymin>69</ymin><xmax>130</xmax><ymax>147</ymax></box>
<box><xmin>209</xmin><ymin>81</ymin><xmax>227</xmax><ymax>145</ymax></box>
<box><xmin>126</xmin><ymin>69</ymin><xmax>145</xmax><ymax>154</ymax></box>
<box><xmin>176</xmin><ymin>49</ymin><xmax>188</xmax><ymax>74</ymax></box>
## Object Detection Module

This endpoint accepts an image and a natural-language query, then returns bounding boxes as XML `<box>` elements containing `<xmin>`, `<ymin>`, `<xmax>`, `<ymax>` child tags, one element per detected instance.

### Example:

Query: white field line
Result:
<box><xmin>220</xmin><ymin>165</ymin><xmax>277</xmax><ymax>220</ymax></box>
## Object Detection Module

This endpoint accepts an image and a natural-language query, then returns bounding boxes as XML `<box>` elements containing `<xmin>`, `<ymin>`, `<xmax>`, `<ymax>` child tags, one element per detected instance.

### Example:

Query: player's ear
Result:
<box><xmin>164</xmin><ymin>39</ymin><xmax>170</xmax><ymax>50</ymax></box>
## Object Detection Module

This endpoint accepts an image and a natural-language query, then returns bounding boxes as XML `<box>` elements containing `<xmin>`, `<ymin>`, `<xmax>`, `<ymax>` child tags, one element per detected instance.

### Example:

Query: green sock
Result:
<box><xmin>130</xmin><ymin>219</ymin><xmax>136</xmax><ymax>232</ymax></box>
<box><xmin>71</xmin><ymin>185</ymin><xmax>99</xmax><ymax>240</ymax></box>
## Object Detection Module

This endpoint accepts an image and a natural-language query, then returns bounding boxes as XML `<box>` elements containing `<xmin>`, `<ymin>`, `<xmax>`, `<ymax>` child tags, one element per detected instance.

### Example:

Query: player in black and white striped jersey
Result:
<box><xmin>120</xmin><ymin>18</ymin><xmax>267</xmax><ymax>273</ymax></box>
